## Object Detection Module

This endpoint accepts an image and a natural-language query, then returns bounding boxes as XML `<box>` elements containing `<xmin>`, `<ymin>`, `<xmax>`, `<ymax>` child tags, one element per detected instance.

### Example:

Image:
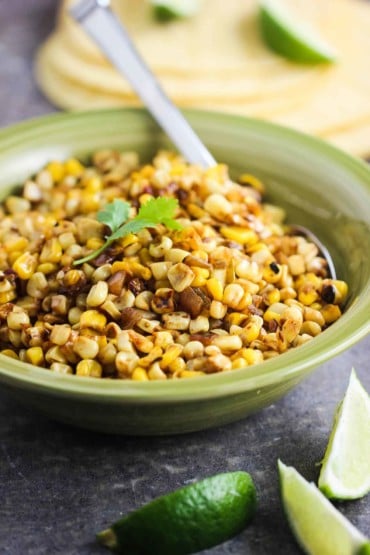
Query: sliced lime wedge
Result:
<box><xmin>319</xmin><ymin>369</ymin><xmax>370</xmax><ymax>500</ymax></box>
<box><xmin>259</xmin><ymin>0</ymin><xmax>337</xmax><ymax>63</ymax></box>
<box><xmin>151</xmin><ymin>0</ymin><xmax>199</xmax><ymax>22</ymax></box>
<box><xmin>279</xmin><ymin>460</ymin><xmax>369</xmax><ymax>555</ymax></box>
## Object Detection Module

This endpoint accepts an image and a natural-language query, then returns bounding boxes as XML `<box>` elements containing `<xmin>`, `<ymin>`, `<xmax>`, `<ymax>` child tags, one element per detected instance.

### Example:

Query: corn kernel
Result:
<box><xmin>64</xmin><ymin>158</ymin><xmax>84</xmax><ymax>177</ymax></box>
<box><xmin>79</xmin><ymin>310</ymin><xmax>107</xmax><ymax>332</ymax></box>
<box><xmin>12</xmin><ymin>252</ymin><xmax>38</xmax><ymax>280</ymax></box>
<box><xmin>131</xmin><ymin>367</ymin><xmax>149</xmax><ymax>381</ymax></box>
<box><xmin>26</xmin><ymin>347</ymin><xmax>44</xmax><ymax>366</ymax></box>
<box><xmin>46</xmin><ymin>161</ymin><xmax>64</xmax><ymax>182</ymax></box>
<box><xmin>1</xmin><ymin>349</ymin><xmax>19</xmax><ymax>359</ymax></box>
<box><xmin>36</xmin><ymin>263</ymin><xmax>58</xmax><ymax>275</ymax></box>
<box><xmin>179</xmin><ymin>370</ymin><xmax>205</xmax><ymax>378</ymax></box>
<box><xmin>220</xmin><ymin>227</ymin><xmax>258</xmax><ymax>245</ymax></box>
<box><xmin>206</xmin><ymin>278</ymin><xmax>223</xmax><ymax>301</ymax></box>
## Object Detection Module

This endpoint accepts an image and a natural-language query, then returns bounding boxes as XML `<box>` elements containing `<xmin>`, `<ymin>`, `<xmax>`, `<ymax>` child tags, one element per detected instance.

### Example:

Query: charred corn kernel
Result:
<box><xmin>36</xmin><ymin>263</ymin><xmax>58</xmax><ymax>275</ymax></box>
<box><xmin>189</xmin><ymin>315</ymin><xmax>210</xmax><ymax>334</ymax></box>
<box><xmin>263</xmin><ymin>263</ymin><xmax>282</xmax><ymax>283</ymax></box>
<box><xmin>12</xmin><ymin>252</ymin><xmax>38</xmax><ymax>280</ymax></box>
<box><xmin>7</xmin><ymin>310</ymin><xmax>30</xmax><ymax>330</ymax></box>
<box><xmin>64</xmin><ymin>158</ymin><xmax>84</xmax><ymax>176</ymax></box>
<box><xmin>320</xmin><ymin>304</ymin><xmax>342</xmax><ymax>324</ymax></box>
<box><xmin>50</xmin><ymin>362</ymin><xmax>73</xmax><ymax>374</ymax></box>
<box><xmin>164</xmin><ymin>248</ymin><xmax>189</xmax><ymax>263</ymax></box>
<box><xmin>182</xmin><ymin>341</ymin><xmax>204</xmax><ymax>360</ymax></box>
<box><xmin>206</xmin><ymin>278</ymin><xmax>223</xmax><ymax>301</ymax></box>
<box><xmin>220</xmin><ymin>227</ymin><xmax>258</xmax><ymax>245</ymax></box>
<box><xmin>223</xmin><ymin>284</ymin><xmax>245</xmax><ymax>309</ymax></box>
<box><xmin>241</xmin><ymin>315</ymin><xmax>263</xmax><ymax>344</ymax></box>
<box><xmin>167</xmin><ymin>357</ymin><xmax>186</xmax><ymax>373</ymax></box>
<box><xmin>5</xmin><ymin>236</ymin><xmax>29</xmax><ymax>253</ymax></box>
<box><xmin>131</xmin><ymin>367</ymin><xmax>149</xmax><ymax>381</ymax></box>
<box><xmin>212</xmin><ymin>335</ymin><xmax>243</xmax><ymax>352</ymax></box>
<box><xmin>79</xmin><ymin>310</ymin><xmax>107</xmax><ymax>332</ymax></box>
<box><xmin>86</xmin><ymin>237</ymin><xmax>104</xmax><ymax>250</ymax></box>
<box><xmin>281</xmin><ymin>306</ymin><xmax>303</xmax><ymax>343</ymax></box>
<box><xmin>150</xmin><ymin>261</ymin><xmax>173</xmax><ymax>281</ymax></box>
<box><xmin>148</xmin><ymin>362</ymin><xmax>167</xmax><ymax>380</ymax></box>
<box><xmin>64</xmin><ymin>269</ymin><xmax>83</xmax><ymax>287</ymax></box>
<box><xmin>26</xmin><ymin>272</ymin><xmax>49</xmax><ymax>299</ymax></box>
<box><xmin>76</xmin><ymin>359</ymin><xmax>102</xmax><ymax>378</ymax></box>
<box><xmin>1</xmin><ymin>349</ymin><xmax>18</xmax><ymax>359</ymax></box>
<box><xmin>162</xmin><ymin>312</ymin><xmax>190</xmax><ymax>331</ymax></box>
<box><xmin>167</xmin><ymin>263</ymin><xmax>195</xmax><ymax>292</ymax></box>
<box><xmin>209</xmin><ymin>300</ymin><xmax>227</xmax><ymax>319</ymax></box>
<box><xmin>26</xmin><ymin>347</ymin><xmax>44</xmax><ymax>366</ymax></box>
<box><xmin>179</xmin><ymin>370</ymin><xmax>205</xmax><ymax>378</ymax></box>
<box><xmin>73</xmin><ymin>336</ymin><xmax>99</xmax><ymax>359</ymax></box>
<box><xmin>191</xmin><ymin>267</ymin><xmax>209</xmax><ymax>287</ymax></box>
<box><xmin>137</xmin><ymin>319</ymin><xmax>161</xmax><ymax>334</ymax></box>
<box><xmin>46</xmin><ymin>161</ymin><xmax>64</xmax><ymax>182</ymax></box>
<box><xmin>86</xmin><ymin>281</ymin><xmax>108</xmax><ymax>307</ymax></box>
<box><xmin>300</xmin><ymin>321</ymin><xmax>322</xmax><ymax>337</ymax></box>
<box><xmin>239</xmin><ymin>173</ymin><xmax>265</xmax><ymax>193</ymax></box>
<box><xmin>264</xmin><ymin>302</ymin><xmax>287</xmax><ymax>323</ymax></box>
<box><xmin>50</xmin><ymin>325</ymin><xmax>71</xmax><ymax>346</ymax></box>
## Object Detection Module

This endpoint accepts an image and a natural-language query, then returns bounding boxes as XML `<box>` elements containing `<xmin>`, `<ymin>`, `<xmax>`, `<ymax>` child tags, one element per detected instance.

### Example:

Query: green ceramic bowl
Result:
<box><xmin>0</xmin><ymin>108</ymin><xmax>369</xmax><ymax>435</ymax></box>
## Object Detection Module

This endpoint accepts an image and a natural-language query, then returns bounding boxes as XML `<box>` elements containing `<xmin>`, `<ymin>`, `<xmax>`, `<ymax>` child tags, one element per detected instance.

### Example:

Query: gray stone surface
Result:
<box><xmin>0</xmin><ymin>2</ymin><xmax>369</xmax><ymax>554</ymax></box>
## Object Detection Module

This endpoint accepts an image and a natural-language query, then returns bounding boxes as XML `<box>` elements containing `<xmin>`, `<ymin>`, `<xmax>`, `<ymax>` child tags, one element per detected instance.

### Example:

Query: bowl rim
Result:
<box><xmin>0</xmin><ymin>107</ymin><xmax>369</xmax><ymax>402</ymax></box>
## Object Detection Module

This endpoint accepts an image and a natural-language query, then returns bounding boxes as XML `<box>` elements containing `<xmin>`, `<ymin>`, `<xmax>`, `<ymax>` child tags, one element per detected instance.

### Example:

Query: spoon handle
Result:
<box><xmin>70</xmin><ymin>0</ymin><xmax>216</xmax><ymax>168</ymax></box>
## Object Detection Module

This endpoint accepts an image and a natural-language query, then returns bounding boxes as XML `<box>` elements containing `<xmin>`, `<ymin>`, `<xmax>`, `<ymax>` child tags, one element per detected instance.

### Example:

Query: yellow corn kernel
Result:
<box><xmin>86</xmin><ymin>237</ymin><xmax>104</xmax><ymax>251</ymax></box>
<box><xmin>241</xmin><ymin>316</ymin><xmax>263</xmax><ymax>344</ymax></box>
<box><xmin>220</xmin><ymin>227</ymin><xmax>258</xmax><ymax>246</ymax></box>
<box><xmin>167</xmin><ymin>357</ymin><xmax>186</xmax><ymax>374</ymax></box>
<box><xmin>169</xmin><ymin>163</ymin><xmax>186</xmax><ymax>176</ymax></box>
<box><xmin>64</xmin><ymin>158</ymin><xmax>84</xmax><ymax>177</ymax></box>
<box><xmin>84</xmin><ymin>176</ymin><xmax>103</xmax><ymax>192</ymax></box>
<box><xmin>298</xmin><ymin>288</ymin><xmax>319</xmax><ymax>306</ymax></box>
<box><xmin>5</xmin><ymin>236</ymin><xmax>29</xmax><ymax>253</ymax></box>
<box><xmin>0</xmin><ymin>290</ymin><xmax>16</xmax><ymax>303</ymax></box>
<box><xmin>79</xmin><ymin>310</ymin><xmax>107</xmax><ymax>332</ymax></box>
<box><xmin>264</xmin><ymin>288</ymin><xmax>281</xmax><ymax>306</ymax></box>
<box><xmin>209</xmin><ymin>300</ymin><xmax>227</xmax><ymax>319</ymax></box>
<box><xmin>263</xmin><ymin>263</ymin><xmax>282</xmax><ymax>284</ymax></box>
<box><xmin>240</xmin><ymin>348</ymin><xmax>264</xmax><ymax>365</ymax></box>
<box><xmin>36</xmin><ymin>263</ymin><xmax>58</xmax><ymax>275</ymax></box>
<box><xmin>333</xmin><ymin>280</ymin><xmax>348</xmax><ymax>302</ymax></box>
<box><xmin>264</xmin><ymin>302</ymin><xmax>287</xmax><ymax>323</ymax></box>
<box><xmin>179</xmin><ymin>370</ymin><xmax>205</xmax><ymax>378</ymax></box>
<box><xmin>223</xmin><ymin>284</ymin><xmax>245</xmax><ymax>309</ymax></box>
<box><xmin>206</xmin><ymin>278</ymin><xmax>223</xmax><ymax>301</ymax></box>
<box><xmin>12</xmin><ymin>252</ymin><xmax>38</xmax><ymax>280</ymax></box>
<box><xmin>191</xmin><ymin>267</ymin><xmax>209</xmax><ymax>287</ymax></box>
<box><xmin>76</xmin><ymin>359</ymin><xmax>103</xmax><ymax>377</ymax></box>
<box><xmin>80</xmin><ymin>191</ymin><xmax>100</xmax><ymax>214</ymax></box>
<box><xmin>1</xmin><ymin>349</ymin><xmax>19</xmax><ymax>359</ymax></box>
<box><xmin>131</xmin><ymin>367</ymin><xmax>149</xmax><ymax>381</ymax></box>
<box><xmin>138</xmin><ymin>193</ymin><xmax>154</xmax><ymax>206</ymax></box>
<box><xmin>40</xmin><ymin>238</ymin><xmax>62</xmax><ymax>263</ymax></box>
<box><xmin>239</xmin><ymin>173</ymin><xmax>265</xmax><ymax>193</ymax></box>
<box><xmin>160</xmin><ymin>344</ymin><xmax>184</xmax><ymax>368</ymax></box>
<box><xmin>46</xmin><ymin>161</ymin><xmax>64</xmax><ymax>182</ymax></box>
<box><xmin>320</xmin><ymin>304</ymin><xmax>342</xmax><ymax>324</ymax></box>
<box><xmin>227</xmin><ymin>313</ymin><xmax>248</xmax><ymax>327</ymax></box>
<box><xmin>187</xmin><ymin>204</ymin><xmax>206</xmax><ymax>219</ymax></box>
<box><xmin>120</xmin><ymin>234</ymin><xmax>139</xmax><ymax>249</ymax></box>
<box><xmin>231</xmin><ymin>358</ymin><xmax>247</xmax><ymax>370</ymax></box>
<box><xmin>26</xmin><ymin>347</ymin><xmax>44</xmax><ymax>366</ymax></box>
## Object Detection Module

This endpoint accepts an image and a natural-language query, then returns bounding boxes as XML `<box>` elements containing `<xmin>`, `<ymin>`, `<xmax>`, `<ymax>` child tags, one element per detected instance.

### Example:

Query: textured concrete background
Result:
<box><xmin>0</xmin><ymin>2</ymin><xmax>369</xmax><ymax>554</ymax></box>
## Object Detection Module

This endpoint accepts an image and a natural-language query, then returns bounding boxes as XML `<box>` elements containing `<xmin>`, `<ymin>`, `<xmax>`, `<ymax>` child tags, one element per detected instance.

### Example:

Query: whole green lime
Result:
<box><xmin>97</xmin><ymin>471</ymin><xmax>256</xmax><ymax>554</ymax></box>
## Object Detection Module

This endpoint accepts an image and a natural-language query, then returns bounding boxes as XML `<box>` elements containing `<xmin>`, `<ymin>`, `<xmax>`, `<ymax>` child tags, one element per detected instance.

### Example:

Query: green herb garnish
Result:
<box><xmin>74</xmin><ymin>197</ymin><xmax>182</xmax><ymax>265</ymax></box>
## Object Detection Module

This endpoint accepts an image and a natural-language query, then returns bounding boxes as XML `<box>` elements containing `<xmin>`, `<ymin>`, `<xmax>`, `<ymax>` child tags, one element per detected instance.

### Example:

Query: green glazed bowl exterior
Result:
<box><xmin>0</xmin><ymin>108</ymin><xmax>369</xmax><ymax>435</ymax></box>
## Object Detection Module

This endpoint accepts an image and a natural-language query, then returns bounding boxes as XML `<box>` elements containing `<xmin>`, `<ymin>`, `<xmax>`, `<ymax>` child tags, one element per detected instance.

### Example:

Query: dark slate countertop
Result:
<box><xmin>0</xmin><ymin>2</ymin><xmax>369</xmax><ymax>554</ymax></box>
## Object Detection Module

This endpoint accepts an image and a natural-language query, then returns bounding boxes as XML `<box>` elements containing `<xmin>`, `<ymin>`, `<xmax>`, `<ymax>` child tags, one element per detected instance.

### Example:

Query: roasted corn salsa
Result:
<box><xmin>0</xmin><ymin>150</ymin><xmax>348</xmax><ymax>380</ymax></box>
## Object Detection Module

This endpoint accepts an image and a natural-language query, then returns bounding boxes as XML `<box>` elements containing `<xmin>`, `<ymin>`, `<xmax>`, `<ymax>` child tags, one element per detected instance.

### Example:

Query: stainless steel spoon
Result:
<box><xmin>70</xmin><ymin>0</ymin><xmax>336</xmax><ymax>279</ymax></box>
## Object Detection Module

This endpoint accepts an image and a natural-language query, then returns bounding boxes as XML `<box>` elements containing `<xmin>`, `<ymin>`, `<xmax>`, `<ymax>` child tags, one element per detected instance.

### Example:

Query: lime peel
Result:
<box><xmin>319</xmin><ymin>369</ymin><xmax>370</xmax><ymax>500</ymax></box>
<box><xmin>279</xmin><ymin>460</ymin><xmax>369</xmax><ymax>555</ymax></box>
<box><xmin>97</xmin><ymin>471</ymin><xmax>256</xmax><ymax>555</ymax></box>
<box><xmin>151</xmin><ymin>0</ymin><xmax>199</xmax><ymax>22</ymax></box>
<box><xmin>259</xmin><ymin>0</ymin><xmax>337</xmax><ymax>64</ymax></box>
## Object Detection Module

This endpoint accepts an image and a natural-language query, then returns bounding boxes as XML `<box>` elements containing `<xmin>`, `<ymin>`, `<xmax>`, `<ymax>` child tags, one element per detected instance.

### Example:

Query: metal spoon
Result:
<box><xmin>70</xmin><ymin>0</ymin><xmax>336</xmax><ymax>278</ymax></box>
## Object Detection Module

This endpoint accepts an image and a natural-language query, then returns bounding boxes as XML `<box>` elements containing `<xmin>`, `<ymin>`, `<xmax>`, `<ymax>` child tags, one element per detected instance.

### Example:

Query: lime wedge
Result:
<box><xmin>151</xmin><ymin>0</ymin><xmax>199</xmax><ymax>22</ymax></box>
<box><xmin>97</xmin><ymin>471</ymin><xmax>256</xmax><ymax>555</ymax></box>
<box><xmin>279</xmin><ymin>461</ymin><xmax>369</xmax><ymax>555</ymax></box>
<box><xmin>259</xmin><ymin>0</ymin><xmax>337</xmax><ymax>63</ymax></box>
<box><xmin>319</xmin><ymin>369</ymin><xmax>370</xmax><ymax>500</ymax></box>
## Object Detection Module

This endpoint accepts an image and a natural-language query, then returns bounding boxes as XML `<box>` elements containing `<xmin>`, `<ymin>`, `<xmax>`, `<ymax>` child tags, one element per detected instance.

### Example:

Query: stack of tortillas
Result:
<box><xmin>36</xmin><ymin>0</ymin><xmax>370</xmax><ymax>157</ymax></box>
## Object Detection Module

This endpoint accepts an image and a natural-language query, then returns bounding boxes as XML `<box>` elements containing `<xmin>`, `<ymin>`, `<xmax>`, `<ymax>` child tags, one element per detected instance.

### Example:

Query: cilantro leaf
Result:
<box><xmin>97</xmin><ymin>199</ymin><xmax>130</xmax><ymax>234</ymax></box>
<box><xmin>74</xmin><ymin>197</ymin><xmax>181</xmax><ymax>265</ymax></box>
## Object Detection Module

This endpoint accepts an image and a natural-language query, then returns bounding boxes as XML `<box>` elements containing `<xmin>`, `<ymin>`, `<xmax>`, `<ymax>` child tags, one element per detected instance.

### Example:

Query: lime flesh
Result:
<box><xmin>319</xmin><ymin>369</ymin><xmax>370</xmax><ymax>500</ymax></box>
<box><xmin>279</xmin><ymin>460</ymin><xmax>368</xmax><ymax>555</ymax></box>
<box><xmin>259</xmin><ymin>0</ymin><xmax>337</xmax><ymax>64</ymax></box>
<box><xmin>98</xmin><ymin>471</ymin><xmax>256</xmax><ymax>555</ymax></box>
